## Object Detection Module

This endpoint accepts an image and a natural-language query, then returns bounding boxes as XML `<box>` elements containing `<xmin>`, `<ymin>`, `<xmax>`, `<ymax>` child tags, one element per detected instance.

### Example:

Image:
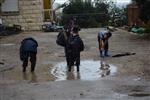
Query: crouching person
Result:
<box><xmin>98</xmin><ymin>29</ymin><xmax>112</xmax><ymax>57</ymax></box>
<box><xmin>20</xmin><ymin>37</ymin><xmax>38</xmax><ymax>72</ymax></box>
<box><xmin>66</xmin><ymin>26</ymin><xmax>84</xmax><ymax>72</ymax></box>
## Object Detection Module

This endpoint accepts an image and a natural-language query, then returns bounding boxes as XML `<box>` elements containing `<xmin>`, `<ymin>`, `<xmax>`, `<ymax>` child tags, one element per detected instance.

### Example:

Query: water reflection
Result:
<box><xmin>22</xmin><ymin>72</ymin><xmax>37</xmax><ymax>82</ymax></box>
<box><xmin>100</xmin><ymin>61</ymin><xmax>111</xmax><ymax>77</ymax></box>
<box><xmin>51</xmin><ymin>60</ymin><xmax>117</xmax><ymax>81</ymax></box>
<box><xmin>66</xmin><ymin>72</ymin><xmax>80</xmax><ymax>80</ymax></box>
<box><xmin>31</xmin><ymin>72</ymin><xmax>37</xmax><ymax>82</ymax></box>
<box><xmin>22</xmin><ymin>72</ymin><xmax>28</xmax><ymax>80</ymax></box>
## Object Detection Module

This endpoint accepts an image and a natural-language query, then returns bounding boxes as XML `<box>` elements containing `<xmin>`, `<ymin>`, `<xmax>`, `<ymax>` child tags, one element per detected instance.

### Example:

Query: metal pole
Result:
<box><xmin>50</xmin><ymin>0</ymin><xmax>53</xmax><ymax>21</ymax></box>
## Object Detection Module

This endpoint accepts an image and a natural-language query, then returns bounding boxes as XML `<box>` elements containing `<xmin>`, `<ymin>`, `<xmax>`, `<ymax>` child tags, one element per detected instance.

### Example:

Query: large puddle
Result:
<box><xmin>52</xmin><ymin>60</ymin><xmax>117</xmax><ymax>81</ymax></box>
<box><xmin>1</xmin><ymin>60</ymin><xmax>117</xmax><ymax>83</ymax></box>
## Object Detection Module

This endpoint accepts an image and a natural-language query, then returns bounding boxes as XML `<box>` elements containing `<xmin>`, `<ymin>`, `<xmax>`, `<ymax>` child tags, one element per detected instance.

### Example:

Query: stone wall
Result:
<box><xmin>1</xmin><ymin>0</ymin><xmax>44</xmax><ymax>31</ymax></box>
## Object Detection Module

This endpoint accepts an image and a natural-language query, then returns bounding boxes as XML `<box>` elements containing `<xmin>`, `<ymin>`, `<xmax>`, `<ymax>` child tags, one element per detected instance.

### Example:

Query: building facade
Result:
<box><xmin>0</xmin><ymin>0</ymin><xmax>53</xmax><ymax>31</ymax></box>
<box><xmin>127</xmin><ymin>3</ymin><xmax>143</xmax><ymax>26</ymax></box>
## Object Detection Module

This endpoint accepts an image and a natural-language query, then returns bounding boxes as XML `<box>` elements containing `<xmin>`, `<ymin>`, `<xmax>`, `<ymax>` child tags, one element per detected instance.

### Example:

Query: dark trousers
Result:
<box><xmin>104</xmin><ymin>42</ymin><xmax>109</xmax><ymax>51</ymax></box>
<box><xmin>67</xmin><ymin>54</ymin><xmax>80</xmax><ymax>72</ymax></box>
<box><xmin>22</xmin><ymin>51</ymin><xmax>36</xmax><ymax>72</ymax></box>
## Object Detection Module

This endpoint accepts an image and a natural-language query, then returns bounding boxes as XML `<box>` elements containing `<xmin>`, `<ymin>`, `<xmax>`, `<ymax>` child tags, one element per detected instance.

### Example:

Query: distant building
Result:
<box><xmin>0</xmin><ymin>0</ymin><xmax>54</xmax><ymax>31</ymax></box>
<box><xmin>127</xmin><ymin>2</ymin><xmax>143</xmax><ymax>26</ymax></box>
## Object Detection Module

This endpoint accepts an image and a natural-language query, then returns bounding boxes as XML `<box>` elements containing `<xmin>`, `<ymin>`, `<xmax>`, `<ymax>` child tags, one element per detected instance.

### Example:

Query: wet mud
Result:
<box><xmin>0</xmin><ymin>29</ymin><xmax>150</xmax><ymax>100</ymax></box>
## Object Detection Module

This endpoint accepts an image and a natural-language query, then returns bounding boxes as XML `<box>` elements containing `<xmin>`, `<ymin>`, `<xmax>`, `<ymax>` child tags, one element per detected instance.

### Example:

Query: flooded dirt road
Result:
<box><xmin>0</xmin><ymin>28</ymin><xmax>150</xmax><ymax>100</ymax></box>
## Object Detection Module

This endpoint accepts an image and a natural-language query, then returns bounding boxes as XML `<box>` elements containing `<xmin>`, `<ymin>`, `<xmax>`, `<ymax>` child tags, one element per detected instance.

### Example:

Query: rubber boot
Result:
<box><xmin>105</xmin><ymin>50</ymin><xmax>110</xmax><ymax>57</ymax></box>
<box><xmin>31</xmin><ymin>66</ymin><xmax>35</xmax><ymax>72</ymax></box>
<box><xmin>68</xmin><ymin>66</ymin><xmax>71</xmax><ymax>72</ymax></box>
<box><xmin>77</xmin><ymin>66</ymin><xmax>80</xmax><ymax>72</ymax></box>
<box><xmin>23</xmin><ymin>66</ymin><xmax>26</xmax><ymax>72</ymax></box>
<box><xmin>31</xmin><ymin>62</ymin><xmax>36</xmax><ymax>72</ymax></box>
<box><xmin>100</xmin><ymin>50</ymin><xmax>105</xmax><ymax>57</ymax></box>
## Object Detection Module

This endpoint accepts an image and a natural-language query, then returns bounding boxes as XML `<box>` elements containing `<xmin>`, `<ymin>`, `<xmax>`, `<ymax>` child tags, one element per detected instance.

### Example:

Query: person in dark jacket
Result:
<box><xmin>20</xmin><ymin>37</ymin><xmax>38</xmax><ymax>72</ymax></box>
<box><xmin>66</xmin><ymin>26</ymin><xmax>84</xmax><ymax>72</ymax></box>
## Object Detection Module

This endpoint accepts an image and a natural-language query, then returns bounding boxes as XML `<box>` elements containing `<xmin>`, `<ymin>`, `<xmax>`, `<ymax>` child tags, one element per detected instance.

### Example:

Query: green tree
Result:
<box><xmin>61</xmin><ymin>0</ymin><xmax>109</xmax><ymax>28</ymax></box>
<box><xmin>94</xmin><ymin>0</ymin><xmax>109</xmax><ymax>26</ymax></box>
<box><xmin>109</xmin><ymin>3</ymin><xmax>127</xmax><ymax>26</ymax></box>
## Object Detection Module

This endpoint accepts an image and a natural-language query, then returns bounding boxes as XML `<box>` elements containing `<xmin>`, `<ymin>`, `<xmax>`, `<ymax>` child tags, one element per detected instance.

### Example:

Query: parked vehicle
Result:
<box><xmin>0</xmin><ymin>24</ymin><xmax>21</xmax><ymax>36</ymax></box>
<box><xmin>42</xmin><ymin>23</ymin><xmax>63</xmax><ymax>32</ymax></box>
<box><xmin>0</xmin><ymin>18</ymin><xmax>21</xmax><ymax>36</ymax></box>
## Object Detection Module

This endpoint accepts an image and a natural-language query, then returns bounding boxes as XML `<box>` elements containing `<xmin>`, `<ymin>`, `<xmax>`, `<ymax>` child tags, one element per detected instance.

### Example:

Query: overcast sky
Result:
<box><xmin>55</xmin><ymin>0</ymin><xmax>131</xmax><ymax>4</ymax></box>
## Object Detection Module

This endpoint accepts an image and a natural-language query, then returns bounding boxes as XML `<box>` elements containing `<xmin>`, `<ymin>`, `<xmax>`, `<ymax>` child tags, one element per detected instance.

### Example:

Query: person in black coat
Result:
<box><xmin>20</xmin><ymin>37</ymin><xmax>38</xmax><ymax>72</ymax></box>
<box><xmin>66</xmin><ymin>26</ymin><xmax>84</xmax><ymax>72</ymax></box>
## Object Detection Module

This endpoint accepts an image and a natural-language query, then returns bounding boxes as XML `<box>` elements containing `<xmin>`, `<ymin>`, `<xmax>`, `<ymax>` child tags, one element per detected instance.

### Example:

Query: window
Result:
<box><xmin>1</xmin><ymin>0</ymin><xmax>19</xmax><ymax>14</ymax></box>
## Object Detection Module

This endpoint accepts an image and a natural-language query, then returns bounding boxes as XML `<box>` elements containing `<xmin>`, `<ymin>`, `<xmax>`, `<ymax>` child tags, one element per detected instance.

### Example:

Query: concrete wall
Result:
<box><xmin>1</xmin><ymin>0</ymin><xmax>44</xmax><ymax>31</ymax></box>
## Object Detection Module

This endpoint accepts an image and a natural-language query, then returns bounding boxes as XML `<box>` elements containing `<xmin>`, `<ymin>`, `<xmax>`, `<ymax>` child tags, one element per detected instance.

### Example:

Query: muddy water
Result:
<box><xmin>1</xmin><ymin>60</ymin><xmax>117</xmax><ymax>83</ymax></box>
<box><xmin>0</xmin><ymin>64</ymin><xmax>55</xmax><ymax>83</ymax></box>
<box><xmin>52</xmin><ymin>60</ymin><xmax>117</xmax><ymax>81</ymax></box>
